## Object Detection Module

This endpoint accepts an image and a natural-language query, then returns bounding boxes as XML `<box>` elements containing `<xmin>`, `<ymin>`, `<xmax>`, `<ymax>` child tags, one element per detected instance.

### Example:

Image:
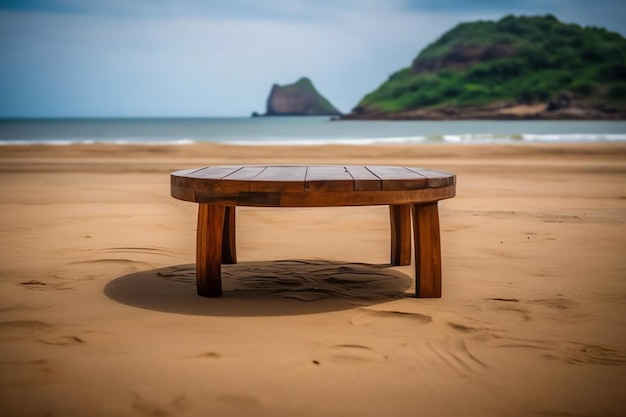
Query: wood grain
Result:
<box><xmin>406</xmin><ymin>167</ymin><xmax>456</xmax><ymax>188</ymax></box>
<box><xmin>221</xmin><ymin>206</ymin><xmax>237</xmax><ymax>264</ymax></box>
<box><xmin>182</xmin><ymin>186</ymin><xmax>455</xmax><ymax>207</ymax></box>
<box><xmin>187</xmin><ymin>166</ymin><xmax>241</xmax><ymax>179</ymax></box>
<box><xmin>305</xmin><ymin>166</ymin><xmax>353</xmax><ymax>192</ymax></box>
<box><xmin>222</xmin><ymin>166</ymin><xmax>267</xmax><ymax>184</ymax></box>
<box><xmin>390</xmin><ymin>204</ymin><xmax>412</xmax><ymax>266</ymax></box>
<box><xmin>365</xmin><ymin>166</ymin><xmax>428</xmax><ymax>191</ymax></box>
<box><xmin>345</xmin><ymin>166</ymin><xmax>381</xmax><ymax>191</ymax></box>
<box><xmin>249</xmin><ymin>166</ymin><xmax>307</xmax><ymax>192</ymax></box>
<box><xmin>196</xmin><ymin>204</ymin><xmax>225</xmax><ymax>297</ymax></box>
<box><xmin>412</xmin><ymin>202</ymin><xmax>442</xmax><ymax>298</ymax></box>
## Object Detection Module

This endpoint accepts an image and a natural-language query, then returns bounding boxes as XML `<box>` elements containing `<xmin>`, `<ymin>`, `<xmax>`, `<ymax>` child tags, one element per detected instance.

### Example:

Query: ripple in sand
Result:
<box><xmin>493</xmin><ymin>335</ymin><xmax>626</xmax><ymax>367</ymax></box>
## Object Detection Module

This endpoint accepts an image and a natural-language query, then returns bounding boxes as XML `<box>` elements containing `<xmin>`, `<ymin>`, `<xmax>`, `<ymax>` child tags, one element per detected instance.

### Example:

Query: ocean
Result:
<box><xmin>1</xmin><ymin>117</ymin><xmax>625</xmax><ymax>146</ymax></box>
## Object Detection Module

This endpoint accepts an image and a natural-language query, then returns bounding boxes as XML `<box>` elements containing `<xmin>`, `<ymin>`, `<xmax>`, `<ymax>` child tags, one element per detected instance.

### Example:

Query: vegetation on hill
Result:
<box><xmin>352</xmin><ymin>15</ymin><xmax>626</xmax><ymax>116</ymax></box>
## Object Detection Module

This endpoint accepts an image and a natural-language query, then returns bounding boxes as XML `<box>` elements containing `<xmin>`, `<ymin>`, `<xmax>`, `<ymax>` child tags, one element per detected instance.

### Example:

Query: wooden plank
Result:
<box><xmin>412</xmin><ymin>202</ymin><xmax>442</xmax><ymax>298</ymax></box>
<box><xmin>249</xmin><ymin>166</ymin><xmax>307</xmax><ymax>192</ymax></box>
<box><xmin>171</xmin><ymin>167</ymin><xmax>206</xmax><ymax>177</ymax></box>
<box><xmin>305</xmin><ymin>166</ymin><xmax>353</xmax><ymax>192</ymax></box>
<box><xmin>187</xmin><ymin>185</ymin><xmax>455</xmax><ymax>206</ymax></box>
<box><xmin>174</xmin><ymin>166</ymin><xmax>250</xmax><ymax>193</ymax></box>
<box><xmin>345</xmin><ymin>166</ymin><xmax>381</xmax><ymax>191</ymax></box>
<box><xmin>223</xmin><ymin>166</ymin><xmax>267</xmax><ymax>181</ymax></box>
<box><xmin>170</xmin><ymin>183</ymin><xmax>195</xmax><ymax>202</ymax></box>
<box><xmin>187</xmin><ymin>166</ymin><xmax>242</xmax><ymax>179</ymax></box>
<box><xmin>405</xmin><ymin>167</ymin><xmax>455</xmax><ymax>188</ymax></box>
<box><xmin>366</xmin><ymin>166</ymin><xmax>428</xmax><ymax>191</ymax></box>
<box><xmin>221</xmin><ymin>166</ymin><xmax>267</xmax><ymax>192</ymax></box>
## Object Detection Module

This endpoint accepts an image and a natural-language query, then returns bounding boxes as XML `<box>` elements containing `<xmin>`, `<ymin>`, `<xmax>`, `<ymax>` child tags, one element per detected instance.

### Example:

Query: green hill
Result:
<box><xmin>347</xmin><ymin>15</ymin><xmax>626</xmax><ymax>119</ymax></box>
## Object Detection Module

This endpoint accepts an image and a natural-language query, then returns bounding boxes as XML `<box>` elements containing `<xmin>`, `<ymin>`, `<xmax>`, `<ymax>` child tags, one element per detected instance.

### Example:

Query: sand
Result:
<box><xmin>0</xmin><ymin>142</ymin><xmax>625</xmax><ymax>417</ymax></box>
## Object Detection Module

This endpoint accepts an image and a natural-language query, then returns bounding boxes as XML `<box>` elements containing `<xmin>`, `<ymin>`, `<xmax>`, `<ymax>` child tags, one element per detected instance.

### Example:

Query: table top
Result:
<box><xmin>171</xmin><ymin>165</ymin><xmax>456</xmax><ymax>207</ymax></box>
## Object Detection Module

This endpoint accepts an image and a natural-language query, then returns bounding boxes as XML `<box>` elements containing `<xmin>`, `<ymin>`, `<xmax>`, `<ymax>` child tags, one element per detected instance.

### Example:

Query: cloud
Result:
<box><xmin>401</xmin><ymin>0</ymin><xmax>626</xmax><ymax>32</ymax></box>
<box><xmin>0</xmin><ymin>1</ymin><xmax>624</xmax><ymax>117</ymax></box>
<box><xmin>0</xmin><ymin>0</ymin><xmax>400</xmax><ymax>20</ymax></box>
<box><xmin>1</xmin><ymin>5</ymin><xmax>474</xmax><ymax>116</ymax></box>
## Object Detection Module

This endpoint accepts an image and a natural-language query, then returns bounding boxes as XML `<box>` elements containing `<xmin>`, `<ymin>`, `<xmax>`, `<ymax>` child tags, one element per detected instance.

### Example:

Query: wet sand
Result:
<box><xmin>1</xmin><ymin>143</ymin><xmax>625</xmax><ymax>416</ymax></box>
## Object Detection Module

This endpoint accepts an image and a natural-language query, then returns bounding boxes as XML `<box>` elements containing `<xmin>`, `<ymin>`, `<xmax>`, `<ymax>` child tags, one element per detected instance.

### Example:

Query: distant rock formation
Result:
<box><xmin>260</xmin><ymin>77</ymin><xmax>341</xmax><ymax>116</ymax></box>
<box><xmin>546</xmin><ymin>92</ymin><xmax>571</xmax><ymax>112</ymax></box>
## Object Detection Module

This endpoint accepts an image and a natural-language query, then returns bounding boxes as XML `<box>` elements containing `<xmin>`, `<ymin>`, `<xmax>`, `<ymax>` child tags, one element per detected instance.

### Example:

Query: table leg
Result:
<box><xmin>411</xmin><ymin>202</ymin><xmax>442</xmax><ymax>298</ymax></box>
<box><xmin>389</xmin><ymin>204</ymin><xmax>411</xmax><ymax>266</ymax></box>
<box><xmin>196</xmin><ymin>204</ymin><xmax>225</xmax><ymax>297</ymax></box>
<box><xmin>222</xmin><ymin>206</ymin><xmax>237</xmax><ymax>264</ymax></box>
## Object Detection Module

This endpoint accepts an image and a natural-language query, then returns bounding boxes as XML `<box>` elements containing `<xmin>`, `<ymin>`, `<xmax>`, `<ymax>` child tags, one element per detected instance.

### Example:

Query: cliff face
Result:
<box><xmin>411</xmin><ymin>44</ymin><xmax>517</xmax><ymax>74</ymax></box>
<box><xmin>264</xmin><ymin>78</ymin><xmax>341</xmax><ymax>116</ymax></box>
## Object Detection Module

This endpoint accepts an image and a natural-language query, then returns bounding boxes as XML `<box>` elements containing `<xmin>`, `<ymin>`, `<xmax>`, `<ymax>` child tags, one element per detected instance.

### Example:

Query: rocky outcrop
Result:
<box><xmin>411</xmin><ymin>44</ymin><xmax>517</xmax><ymax>74</ymax></box>
<box><xmin>262</xmin><ymin>78</ymin><xmax>341</xmax><ymax>116</ymax></box>
<box><xmin>546</xmin><ymin>93</ymin><xmax>571</xmax><ymax>111</ymax></box>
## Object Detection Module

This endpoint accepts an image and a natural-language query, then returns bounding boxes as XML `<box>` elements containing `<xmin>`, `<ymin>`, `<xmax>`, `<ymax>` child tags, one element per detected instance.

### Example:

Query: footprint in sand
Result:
<box><xmin>485</xmin><ymin>297</ymin><xmax>520</xmax><ymax>302</ymax></box>
<box><xmin>349</xmin><ymin>308</ymin><xmax>432</xmax><ymax>327</ymax></box>
<box><xmin>492</xmin><ymin>336</ymin><xmax>626</xmax><ymax>366</ymax></box>
<box><xmin>485</xmin><ymin>298</ymin><xmax>532</xmax><ymax>322</ymax></box>
<box><xmin>0</xmin><ymin>320</ymin><xmax>53</xmax><ymax>340</ymax></box>
<box><xmin>38</xmin><ymin>335</ymin><xmax>85</xmax><ymax>346</ymax></box>
<box><xmin>447</xmin><ymin>322</ymin><xmax>480</xmax><ymax>333</ymax></box>
<box><xmin>193</xmin><ymin>351</ymin><xmax>222</xmax><ymax>359</ymax></box>
<box><xmin>19</xmin><ymin>280</ymin><xmax>47</xmax><ymax>287</ymax></box>
<box><xmin>0</xmin><ymin>359</ymin><xmax>55</xmax><ymax>385</ymax></box>
<box><xmin>100</xmin><ymin>246</ymin><xmax>175</xmax><ymax>255</ymax></box>
<box><xmin>0</xmin><ymin>320</ymin><xmax>88</xmax><ymax>346</ymax></box>
<box><xmin>62</xmin><ymin>258</ymin><xmax>154</xmax><ymax>282</ymax></box>
<box><xmin>67</xmin><ymin>258</ymin><xmax>153</xmax><ymax>269</ymax></box>
<box><xmin>315</xmin><ymin>344</ymin><xmax>388</xmax><ymax>364</ymax></box>
<box><xmin>132</xmin><ymin>393</ymin><xmax>261</xmax><ymax>416</ymax></box>
<box><xmin>528</xmin><ymin>297</ymin><xmax>577</xmax><ymax>310</ymax></box>
<box><xmin>132</xmin><ymin>394</ymin><xmax>193</xmax><ymax>416</ymax></box>
<box><xmin>213</xmin><ymin>394</ymin><xmax>263</xmax><ymax>413</ymax></box>
<box><xmin>19</xmin><ymin>280</ymin><xmax>71</xmax><ymax>291</ymax></box>
<box><xmin>553</xmin><ymin>342</ymin><xmax>626</xmax><ymax>366</ymax></box>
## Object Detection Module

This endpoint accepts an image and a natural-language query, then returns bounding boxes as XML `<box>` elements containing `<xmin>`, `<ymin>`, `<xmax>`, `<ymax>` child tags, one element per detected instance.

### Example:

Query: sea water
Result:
<box><xmin>0</xmin><ymin>117</ymin><xmax>625</xmax><ymax>145</ymax></box>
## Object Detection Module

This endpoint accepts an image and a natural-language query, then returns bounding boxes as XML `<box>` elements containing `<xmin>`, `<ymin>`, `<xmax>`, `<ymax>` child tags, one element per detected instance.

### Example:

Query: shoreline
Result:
<box><xmin>2</xmin><ymin>141</ymin><xmax>626</xmax><ymax>158</ymax></box>
<box><xmin>339</xmin><ymin>105</ymin><xmax>626</xmax><ymax>121</ymax></box>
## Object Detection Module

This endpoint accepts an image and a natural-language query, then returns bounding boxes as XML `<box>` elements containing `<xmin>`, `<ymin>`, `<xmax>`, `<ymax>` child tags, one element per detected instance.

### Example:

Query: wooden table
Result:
<box><xmin>171</xmin><ymin>165</ymin><xmax>456</xmax><ymax>298</ymax></box>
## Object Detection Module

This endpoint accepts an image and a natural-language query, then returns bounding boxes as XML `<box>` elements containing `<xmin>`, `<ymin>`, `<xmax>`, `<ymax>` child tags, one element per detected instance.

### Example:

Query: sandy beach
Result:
<box><xmin>1</xmin><ymin>142</ymin><xmax>625</xmax><ymax>417</ymax></box>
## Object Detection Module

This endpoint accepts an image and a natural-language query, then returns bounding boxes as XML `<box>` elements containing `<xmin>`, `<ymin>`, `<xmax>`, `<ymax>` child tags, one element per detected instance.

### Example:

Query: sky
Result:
<box><xmin>0</xmin><ymin>0</ymin><xmax>625</xmax><ymax>118</ymax></box>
